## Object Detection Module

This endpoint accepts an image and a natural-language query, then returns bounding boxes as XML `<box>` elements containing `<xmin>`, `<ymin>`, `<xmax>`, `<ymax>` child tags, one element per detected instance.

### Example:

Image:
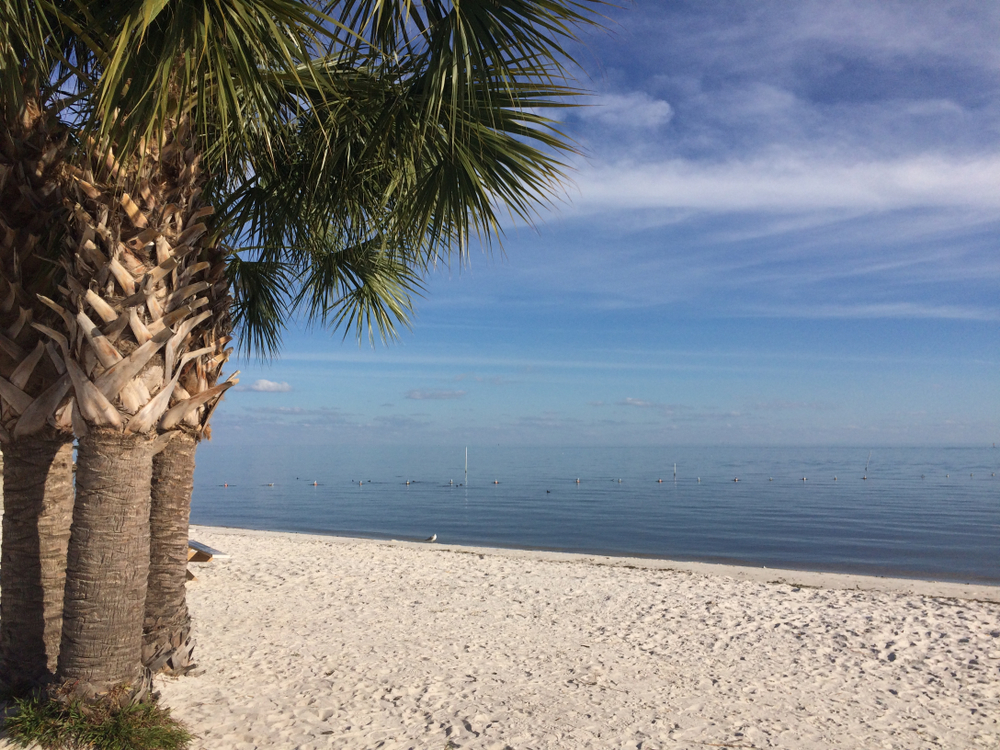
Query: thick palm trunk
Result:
<box><xmin>56</xmin><ymin>430</ymin><xmax>156</xmax><ymax>706</ymax></box>
<box><xmin>143</xmin><ymin>432</ymin><xmax>197</xmax><ymax>674</ymax></box>
<box><xmin>0</xmin><ymin>429</ymin><xmax>74</xmax><ymax>692</ymax></box>
<box><xmin>22</xmin><ymin>114</ymin><xmax>234</xmax><ymax>702</ymax></box>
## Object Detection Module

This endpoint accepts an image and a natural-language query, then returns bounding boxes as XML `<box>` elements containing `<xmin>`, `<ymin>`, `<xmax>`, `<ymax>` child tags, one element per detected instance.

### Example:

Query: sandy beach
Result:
<box><xmin>138</xmin><ymin>526</ymin><xmax>999</xmax><ymax>749</ymax></box>
<box><xmin>2</xmin><ymin>524</ymin><xmax>997</xmax><ymax>749</ymax></box>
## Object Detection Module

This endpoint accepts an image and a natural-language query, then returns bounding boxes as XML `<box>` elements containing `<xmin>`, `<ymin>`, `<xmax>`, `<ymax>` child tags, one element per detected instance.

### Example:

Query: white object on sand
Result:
<box><xmin>188</xmin><ymin>540</ymin><xmax>231</xmax><ymax>562</ymax></box>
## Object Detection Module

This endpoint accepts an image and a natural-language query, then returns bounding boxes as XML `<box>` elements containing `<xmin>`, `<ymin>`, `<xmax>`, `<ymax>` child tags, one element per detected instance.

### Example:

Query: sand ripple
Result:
<box><xmin>114</xmin><ymin>528</ymin><xmax>1000</xmax><ymax>748</ymax></box>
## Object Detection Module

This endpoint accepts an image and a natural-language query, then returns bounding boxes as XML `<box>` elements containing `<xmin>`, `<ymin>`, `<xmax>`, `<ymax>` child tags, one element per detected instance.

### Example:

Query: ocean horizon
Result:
<box><xmin>190</xmin><ymin>444</ymin><xmax>1000</xmax><ymax>585</ymax></box>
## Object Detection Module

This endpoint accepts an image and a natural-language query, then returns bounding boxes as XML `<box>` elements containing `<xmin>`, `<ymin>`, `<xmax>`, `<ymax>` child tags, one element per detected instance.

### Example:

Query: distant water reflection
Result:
<box><xmin>191</xmin><ymin>445</ymin><xmax>1000</xmax><ymax>584</ymax></box>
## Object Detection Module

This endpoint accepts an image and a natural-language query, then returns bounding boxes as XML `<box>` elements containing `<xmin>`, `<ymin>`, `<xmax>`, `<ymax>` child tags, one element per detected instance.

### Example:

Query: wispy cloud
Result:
<box><xmin>405</xmin><ymin>389</ymin><xmax>467</xmax><ymax>400</ymax></box>
<box><xmin>235</xmin><ymin>379</ymin><xmax>292</xmax><ymax>393</ymax></box>
<box><xmin>747</xmin><ymin>400</ymin><xmax>837</xmax><ymax>412</ymax></box>
<box><xmin>618</xmin><ymin>397</ymin><xmax>676</xmax><ymax>415</ymax></box>
<box><xmin>569</xmin><ymin>154</ymin><xmax>1000</xmax><ymax>214</ymax></box>
<box><xmin>455</xmin><ymin>372</ymin><xmax>508</xmax><ymax>385</ymax></box>
<box><xmin>745</xmin><ymin>302</ymin><xmax>1000</xmax><ymax>322</ymax></box>
<box><xmin>576</xmin><ymin>91</ymin><xmax>673</xmax><ymax>130</ymax></box>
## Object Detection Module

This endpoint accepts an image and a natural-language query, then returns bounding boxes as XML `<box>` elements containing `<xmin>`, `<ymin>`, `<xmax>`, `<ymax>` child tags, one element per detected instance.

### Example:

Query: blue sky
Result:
<box><xmin>214</xmin><ymin>1</ymin><xmax>999</xmax><ymax>447</ymax></box>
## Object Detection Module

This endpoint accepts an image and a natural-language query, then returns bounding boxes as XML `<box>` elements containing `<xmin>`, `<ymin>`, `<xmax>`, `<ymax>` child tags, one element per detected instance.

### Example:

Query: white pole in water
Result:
<box><xmin>465</xmin><ymin>447</ymin><xmax>468</xmax><ymax>484</ymax></box>
<box><xmin>674</xmin><ymin>463</ymin><xmax>677</xmax><ymax>480</ymax></box>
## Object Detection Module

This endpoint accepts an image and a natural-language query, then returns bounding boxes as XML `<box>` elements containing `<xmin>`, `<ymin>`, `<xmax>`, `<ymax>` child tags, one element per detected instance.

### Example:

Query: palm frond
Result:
<box><xmin>4</xmin><ymin>0</ymin><xmax>611</xmax><ymax>360</ymax></box>
<box><xmin>293</xmin><ymin>235</ymin><xmax>423</xmax><ymax>345</ymax></box>
<box><xmin>227</xmin><ymin>254</ymin><xmax>292</xmax><ymax>359</ymax></box>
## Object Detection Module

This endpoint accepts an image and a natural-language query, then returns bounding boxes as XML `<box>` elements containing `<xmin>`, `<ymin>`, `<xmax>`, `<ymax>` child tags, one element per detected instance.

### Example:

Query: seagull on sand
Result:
<box><xmin>424</xmin><ymin>534</ymin><xmax>437</xmax><ymax>543</ymax></box>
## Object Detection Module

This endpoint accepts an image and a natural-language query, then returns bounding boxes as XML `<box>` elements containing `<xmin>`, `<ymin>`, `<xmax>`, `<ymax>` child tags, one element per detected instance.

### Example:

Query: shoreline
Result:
<box><xmin>6</xmin><ymin>524</ymin><xmax>996</xmax><ymax>749</ymax></box>
<box><xmin>151</xmin><ymin>524</ymin><xmax>998</xmax><ymax>748</ymax></box>
<box><xmin>197</xmin><ymin>524</ymin><xmax>1000</xmax><ymax>602</ymax></box>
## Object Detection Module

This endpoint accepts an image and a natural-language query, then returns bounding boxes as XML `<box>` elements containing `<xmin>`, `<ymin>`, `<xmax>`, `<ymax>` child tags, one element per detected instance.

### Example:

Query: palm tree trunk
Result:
<box><xmin>0</xmin><ymin>428</ymin><xmax>74</xmax><ymax>693</ymax></box>
<box><xmin>55</xmin><ymin>429</ymin><xmax>155</xmax><ymax>706</ymax></box>
<box><xmin>143</xmin><ymin>432</ymin><xmax>197</xmax><ymax>674</ymax></box>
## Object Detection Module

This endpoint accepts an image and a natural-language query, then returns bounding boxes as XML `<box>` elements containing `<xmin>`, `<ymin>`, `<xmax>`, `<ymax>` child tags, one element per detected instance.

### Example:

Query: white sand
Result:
<box><xmin>1</xmin><ymin>524</ymin><xmax>996</xmax><ymax>749</ymax></box>
<box><xmin>144</xmin><ymin>526</ymin><xmax>1000</xmax><ymax>749</ymax></box>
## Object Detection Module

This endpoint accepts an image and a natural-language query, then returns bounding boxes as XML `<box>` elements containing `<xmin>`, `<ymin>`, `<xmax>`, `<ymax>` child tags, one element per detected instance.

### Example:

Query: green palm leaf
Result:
<box><xmin>5</xmin><ymin>0</ymin><xmax>609</xmax><ymax>355</ymax></box>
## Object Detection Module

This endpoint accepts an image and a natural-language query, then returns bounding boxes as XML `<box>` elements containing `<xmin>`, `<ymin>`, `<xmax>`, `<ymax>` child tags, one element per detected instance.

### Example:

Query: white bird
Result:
<box><xmin>425</xmin><ymin>534</ymin><xmax>437</xmax><ymax>543</ymax></box>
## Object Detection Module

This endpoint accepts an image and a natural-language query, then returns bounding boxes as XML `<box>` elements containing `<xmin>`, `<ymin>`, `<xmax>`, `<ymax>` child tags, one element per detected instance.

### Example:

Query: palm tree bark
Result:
<box><xmin>143</xmin><ymin>432</ymin><xmax>197</xmax><ymax>674</ymax></box>
<box><xmin>39</xmin><ymin>115</ymin><xmax>234</xmax><ymax>701</ymax></box>
<box><xmin>0</xmin><ymin>428</ymin><xmax>73</xmax><ymax>693</ymax></box>
<box><xmin>56</xmin><ymin>429</ymin><xmax>156</xmax><ymax>705</ymax></box>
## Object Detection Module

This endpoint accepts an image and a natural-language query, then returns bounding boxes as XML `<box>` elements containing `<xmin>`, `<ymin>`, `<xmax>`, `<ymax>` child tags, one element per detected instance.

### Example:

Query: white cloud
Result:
<box><xmin>747</xmin><ymin>302</ymin><xmax>1000</xmax><ymax>322</ymax></box>
<box><xmin>620</xmin><ymin>397</ymin><xmax>661</xmax><ymax>408</ymax></box>
<box><xmin>577</xmin><ymin>92</ymin><xmax>673</xmax><ymax>129</ymax></box>
<box><xmin>570</xmin><ymin>153</ymin><xmax>1000</xmax><ymax>213</ymax></box>
<box><xmin>618</xmin><ymin>398</ymin><xmax>676</xmax><ymax>414</ymax></box>
<box><xmin>248</xmin><ymin>379</ymin><xmax>292</xmax><ymax>392</ymax></box>
<box><xmin>405</xmin><ymin>389</ymin><xmax>466</xmax><ymax>400</ymax></box>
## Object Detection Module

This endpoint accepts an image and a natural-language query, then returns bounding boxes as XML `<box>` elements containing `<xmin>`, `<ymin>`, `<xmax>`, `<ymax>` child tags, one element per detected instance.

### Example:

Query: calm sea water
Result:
<box><xmin>190</xmin><ymin>445</ymin><xmax>1000</xmax><ymax>584</ymax></box>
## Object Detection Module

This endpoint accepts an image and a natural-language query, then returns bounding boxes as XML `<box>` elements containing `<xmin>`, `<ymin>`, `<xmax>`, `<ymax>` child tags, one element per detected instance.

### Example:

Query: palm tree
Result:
<box><xmin>0</xmin><ymin>51</ymin><xmax>78</xmax><ymax>693</ymax></box>
<box><xmin>2</xmin><ymin>0</ymin><xmax>605</xmax><ymax>708</ymax></box>
<box><xmin>142</xmin><ymin>237</ymin><xmax>420</xmax><ymax>676</ymax></box>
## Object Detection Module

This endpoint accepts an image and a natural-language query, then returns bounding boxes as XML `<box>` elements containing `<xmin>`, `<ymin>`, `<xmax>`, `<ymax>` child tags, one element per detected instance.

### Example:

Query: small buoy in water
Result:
<box><xmin>769</xmin><ymin>477</ymin><xmax>773</xmax><ymax>481</ymax></box>
<box><xmin>833</xmin><ymin>476</ymin><xmax>837</xmax><ymax>481</ymax></box>
<box><xmin>946</xmin><ymin>474</ymin><xmax>949</xmax><ymax>478</ymax></box>
<box><xmin>657</xmin><ymin>478</ymin><xmax>663</xmax><ymax>483</ymax></box>
<box><xmin>862</xmin><ymin>476</ymin><xmax>867</xmax><ymax>480</ymax></box>
<box><xmin>618</xmin><ymin>478</ymin><xmax>622</xmax><ymax>483</ymax></box>
<box><xmin>268</xmin><ymin>483</ymin><xmax>274</xmax><ymax>487</ymax></box>
<box><xmin>405</xmin><ymin>480</ymin><xmax>410</xmax><ymax>485</ymax></box>
<box><xmin>224</xmin><ymin>483</ymin><xmax>228</xmax><ymax>487</ymax></box>
<box><xmin>575</xmin><ymin>478</ymin><xmax>580</xmax><ymax>484</ymax></box>
<box><xmin>801</xmin><ymin>477</ymin><xmax>807</xmax><ymax>481</ymax></box>
<box><xmin>359</xmin><ymin>481</ymin><xmax>363</xmax><ymax>486</ymax></box>
<box><xmin>493</xmin><ymin>480</ymin><xmax>499</xmax><ymax>484</ymax></box>
<box><xmin>546</xmin><ymin>490</ymin><xmax>551</xmax><ymax>493</ymax></box>
<box><xmin>733</xmin><ymin>477</ymin><xmax>739</xmax><ymax>482</ymax></box>
<box><xmin>313</xmin><ymin>481</ymin><xmax>318</xmax><ymax>486</ymax></box>
<box><xmin>450</xmin><ymin>479</ymin><xmax>453</xmax><ymax>484</ymax></box>
<box><xmin>697</xmin><ymin>477</ymin><xmax>701</xmax><ymax>483</ymax></box>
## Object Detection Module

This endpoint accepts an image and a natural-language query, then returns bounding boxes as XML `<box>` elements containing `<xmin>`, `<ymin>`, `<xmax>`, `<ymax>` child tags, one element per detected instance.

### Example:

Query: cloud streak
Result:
<box><xmin>577</xmin><ymin>91</ymin><xmax>673</xmax><ymax>129</ymax></box>
<box><xmin>235</xmin><ymin>379</ymin><xmax>292</xmax><ymax>393</ymax></box>
<box><xmin>570</xmin><ymin>153</ymin><xmax>1000</xmax><ymax>214</ymax></box>
<box><xmin>405</xmin><ymin>389</ymin><xmax>467</xmax><ymax>401</ymax></box>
